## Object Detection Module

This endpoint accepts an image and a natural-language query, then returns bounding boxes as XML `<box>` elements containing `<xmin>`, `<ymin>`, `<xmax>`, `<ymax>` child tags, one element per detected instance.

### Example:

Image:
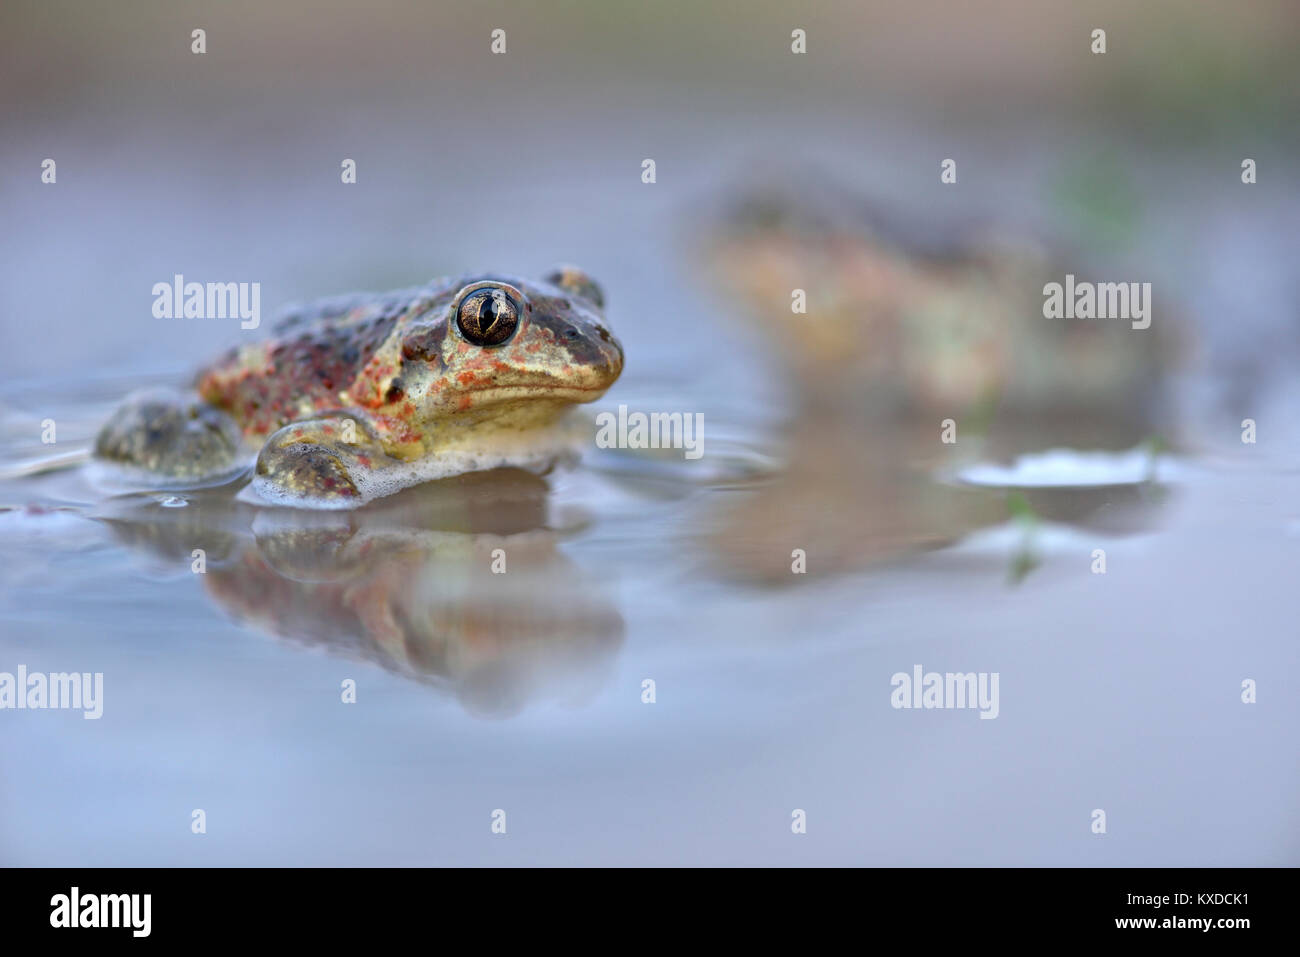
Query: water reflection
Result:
<box><xmin>95</xmin><ymin>469</ymin><xmax>624</xmax><ymax>717</ymax></box>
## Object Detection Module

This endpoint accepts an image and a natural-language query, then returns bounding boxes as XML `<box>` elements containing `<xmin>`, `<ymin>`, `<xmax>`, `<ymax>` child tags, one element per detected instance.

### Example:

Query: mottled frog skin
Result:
<box><xmin>94</xmin><ymin>267</ymin><xmax>623</xmax><ymax>506</ymax></box>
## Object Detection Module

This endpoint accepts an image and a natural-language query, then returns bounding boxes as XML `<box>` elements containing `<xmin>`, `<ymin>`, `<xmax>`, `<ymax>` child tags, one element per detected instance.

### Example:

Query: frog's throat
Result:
<box><xmin>377</xmin><ymin>396</ymin><xmax>597</xmax><ymax>462</ymax></box>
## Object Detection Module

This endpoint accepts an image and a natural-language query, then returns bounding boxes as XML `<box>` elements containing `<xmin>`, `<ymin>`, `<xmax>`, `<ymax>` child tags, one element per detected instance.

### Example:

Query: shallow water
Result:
<box><xmin>2</xmin><ymin>1</ymin><xmax>1298</xmax><ymax>859</ymax></box>
<box><xmin>2</xmin><ymin>354</ymin><xmax>1297</xmax><ymax>864</ymax></box>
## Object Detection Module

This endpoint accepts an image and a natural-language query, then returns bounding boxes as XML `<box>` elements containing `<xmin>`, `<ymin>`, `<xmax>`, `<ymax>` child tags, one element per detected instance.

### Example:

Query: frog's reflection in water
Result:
<box><xmin>703</xmin><ymin>409</ymin><xmax>1170</xmax><ymax>584</ymax></box>
<box><xmin>100</xmin><ymin>469</ymin><xmax>624</xmax><ymax>717</ymax></box>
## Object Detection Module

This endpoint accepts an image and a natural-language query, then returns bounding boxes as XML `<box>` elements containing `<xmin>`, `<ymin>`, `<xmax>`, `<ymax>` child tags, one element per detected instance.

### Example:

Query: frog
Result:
<box><xmin>701</xmin><ymin>171</ymin><xmax>1184</xmax><ymax>434</ymax></box>
<box><xmin>93</xmin><ymin>266</ymin><xmax>623</xmax><ymax>507</ymax></box>
<box><xmin>691</xmin><ymin>172</ymin><xmax>1184</xmax><ymax>583</ymax></box>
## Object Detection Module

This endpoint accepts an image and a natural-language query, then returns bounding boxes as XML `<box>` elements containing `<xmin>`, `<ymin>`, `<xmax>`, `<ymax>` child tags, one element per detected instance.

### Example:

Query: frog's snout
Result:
<box><xmin>536</xmin><ymin>312</ymin><xmax>623</xmax><ymax>391</ymax></box>
<box><xmin>544</xmin><ymin>332</ymin><xmax>622</xmax><ymax>397</ymax></box>
<box><xmin>588</xmin><ymin>326</ymin><xmax>624</xmax><ymax>388</ymax></box>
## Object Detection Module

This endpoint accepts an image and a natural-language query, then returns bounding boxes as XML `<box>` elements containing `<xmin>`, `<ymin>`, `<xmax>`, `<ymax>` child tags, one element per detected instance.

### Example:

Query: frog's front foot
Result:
<box><xmin>94</xmin><ymin>388</ymin><xmax>244</xmax><ymax>484</ymax></box>
<box><xmin>251</xmin><ymin>415</ymin><xmax>396</xmax><ymax>507</ymax></box>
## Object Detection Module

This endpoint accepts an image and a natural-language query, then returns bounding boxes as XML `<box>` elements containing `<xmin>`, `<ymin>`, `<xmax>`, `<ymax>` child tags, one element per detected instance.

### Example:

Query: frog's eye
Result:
<box><xmin>456</xmin><ymin>286</ymin><xmax>520</xmax><ymax>347</ymax></box>
<box><xmin>543</xmin><ymin>265</ymin><xmax>604</xmax><ymax>309</ymax></box>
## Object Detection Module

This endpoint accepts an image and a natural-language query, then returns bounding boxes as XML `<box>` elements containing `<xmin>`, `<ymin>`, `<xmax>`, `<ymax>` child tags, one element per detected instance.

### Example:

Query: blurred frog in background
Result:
<box><xmin>693</xmin><ymin>171</ymin><xmax>1188</xmax><ymax>582</ymax></box>
<box><xmin>704</xmin><ymin>174</ymin><xmax>1184</xmax><ymax>434</ymax></box>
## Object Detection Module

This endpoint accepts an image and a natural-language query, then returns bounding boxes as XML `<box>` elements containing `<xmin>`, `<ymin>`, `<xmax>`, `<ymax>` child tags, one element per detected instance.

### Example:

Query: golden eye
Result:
<box><xmin>456</xmin><ymin>287</ymin><xmax>520</xmax><ymax>347</ymax></box>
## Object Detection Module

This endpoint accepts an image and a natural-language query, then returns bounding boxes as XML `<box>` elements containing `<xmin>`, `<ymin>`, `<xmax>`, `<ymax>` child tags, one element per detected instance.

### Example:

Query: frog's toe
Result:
<box><xmin>94</xmin><ymin>388</ymin><xmax>243</xmax><ymax>482</ymax></box>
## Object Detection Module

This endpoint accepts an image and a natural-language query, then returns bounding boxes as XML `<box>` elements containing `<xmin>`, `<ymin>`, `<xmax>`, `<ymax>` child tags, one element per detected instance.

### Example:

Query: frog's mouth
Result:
<box><xmin>465</xmin><ymin>383</ymin><xmax>612</xmax><ymax>404</ymax></box>
<box><xmin>450</xmin><ymin>384</ymin><xmax>614</xmax><ymax>421</ymax></box>
<box><xmin>449</xmin><ymin>335</ymin><xmax>624</xmax><ymax>411</ymax></box>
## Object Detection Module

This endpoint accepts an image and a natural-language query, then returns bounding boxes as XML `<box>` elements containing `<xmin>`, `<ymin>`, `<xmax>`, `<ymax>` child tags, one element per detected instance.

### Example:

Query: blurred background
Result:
<box><xmin>0</xmin><ymin>0</ymin><xmax>1297</xmax><ymax>865</ymax></box>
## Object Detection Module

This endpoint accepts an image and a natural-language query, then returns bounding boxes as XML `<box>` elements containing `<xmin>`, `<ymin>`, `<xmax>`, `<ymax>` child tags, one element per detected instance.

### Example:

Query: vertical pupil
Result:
<box><xmin>476</xmin><ymin>294</ymin><xmax>504</xmax><ymax>330</ymax></box>
<box><xmin>459</xmin><ymin>289</ymin><xmax>517</xmax><ymax>344</ymax></box>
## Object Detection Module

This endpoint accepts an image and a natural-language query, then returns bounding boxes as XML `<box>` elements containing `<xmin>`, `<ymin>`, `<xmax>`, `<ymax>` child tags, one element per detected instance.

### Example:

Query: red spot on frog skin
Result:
<box><xmin>371</xmin><ymin>414</ymin><xmax>422</xmax><ymax>446</ymax></box>
<box><xmin>357</xmin><ymin>455</ymin><xmax>372</xmax><ymax>468</ymax></box>
<box><xmin>457</xmin><ymin>371</ymin><xmax>482</xmax><ymax>387</ymax></box>
<box><xmin>458</xmin><ymin>395</ymin><xmax>473</xmax><ymax>411</ymax></box>
<box><xmin>491</xmin><ymin>361</ymin><xmax>510</xmax><ymax>373</ymax></box>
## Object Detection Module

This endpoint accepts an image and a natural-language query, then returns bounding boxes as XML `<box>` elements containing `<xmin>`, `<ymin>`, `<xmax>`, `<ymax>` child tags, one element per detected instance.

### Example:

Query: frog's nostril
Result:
<box><xmin>563</xmin><ymin>327</ymin><xmax>580</xmax><ymax>340</ymax></box>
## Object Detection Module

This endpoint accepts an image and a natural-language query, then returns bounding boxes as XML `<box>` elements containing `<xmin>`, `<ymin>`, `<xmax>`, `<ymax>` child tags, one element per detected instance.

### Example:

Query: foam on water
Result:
<box><xmin>953</xmin><ymin>446</ymin><xmax>1191</xmax><ymax>489</ymax></box>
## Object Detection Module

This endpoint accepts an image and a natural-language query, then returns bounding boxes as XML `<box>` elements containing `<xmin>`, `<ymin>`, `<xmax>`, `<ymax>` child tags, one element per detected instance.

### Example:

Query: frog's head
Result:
<box><xmin>392</xmin><ymin>267</ymin><xmax>623</xmax><ymax>428</ymax></box>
